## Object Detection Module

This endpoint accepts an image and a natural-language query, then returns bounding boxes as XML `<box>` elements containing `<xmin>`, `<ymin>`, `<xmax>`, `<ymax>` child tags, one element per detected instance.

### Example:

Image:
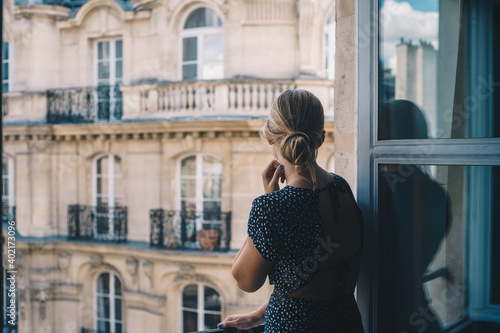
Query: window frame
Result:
<box><xmin>2</xmin><ymin>154</ymin><xmax>15</xmax><ymax>209</ymax></box>
<box><xmin>178</xmin><ymin>153</ymin><xmax>222</xmax><ymax>215</ymax></box>
<box><xmin>178</xmin><ymin>7</ymin><xmax>223</xmax><ymax>81</ymax></box>
<box><xmin>324</xmin><ymin>9</ymin><xmax>335</xmax><ymax>80</ymax></box>
<box><xmin>356</xmin><ymin>0</ymin><xmax>500</xmax><ymax>332</ymax></box>
<box><xmin>179</xmin><ymin>283</ymin><xmax>222</xmax><ymax>332</ymax></box>
<box><xmin>94</xmin><ymin>38</ymin><xmax>123</xmax><ymax>121</ymax></box>
<box><xmin>94</xmin><ymin>272</ymin><xmax>123</xmax><ymax>333</ymax></box>
<box><xmin>2</xmin><ymin>41</ymin><xmax>12</xmax><ymax>93</ymax></box>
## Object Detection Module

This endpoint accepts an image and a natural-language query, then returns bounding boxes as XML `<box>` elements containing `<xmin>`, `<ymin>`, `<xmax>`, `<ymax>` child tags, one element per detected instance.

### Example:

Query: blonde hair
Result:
<box><xmin>260</xmin><ymin>89</ymin><xmax>325</xmax><ymax>189</ymax></box>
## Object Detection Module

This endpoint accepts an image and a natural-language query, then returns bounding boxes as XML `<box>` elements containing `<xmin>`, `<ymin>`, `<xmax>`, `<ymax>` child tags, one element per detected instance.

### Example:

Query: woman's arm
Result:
<box><xmin>218</xmin><ymin>301</ymin><xmax>268</xmax><ymax>330</ymax></box>
<box><xmin>232</xmin><ymin>236</ymin><xmax>272</xmax><ymax>292</ymax></box>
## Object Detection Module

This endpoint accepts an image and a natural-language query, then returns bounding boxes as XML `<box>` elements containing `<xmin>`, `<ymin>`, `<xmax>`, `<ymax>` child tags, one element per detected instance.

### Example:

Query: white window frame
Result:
<box><xmin>2</xmin><ymin>154</ymin><xmax>15</xmax><ymax>209</ymax></box>
<box><xmin>94</xmin><ymin>272</ymin><xmax>123</xmax><ymax>333</ymax></box>
<box><xmin>178</xmin><ymin>7</ymin><xmax>223</xmax><ymax>81</ymax></box>
<box><xmin>180</xmin><ymin>283</ymin><xmax>222</xmax><ymax>333</ymax></box>
<box><xmin>178</xmin><ymin>154</ymin><xmax>222</xmax><ymax>215</ymax></box>
<box><xmin>92</xmin><ymin>154</ymin><xmax>122</xmax><ymax>238</ymax></box>
<box><xmin>356</xmin><ymin>0</ymin><xmax>500</xmax><ymax>332</ymax></box>
<box><xmin>94</xmin><ymin>38</ymin><xmax>123</xmax><ymax>121</ymax></box>
<box><xmin>2</xmin><ymin>41</ymin><xmax>12</xmax><ymax>93</ymax></box>
<box><xmin>324</xmin><ymin>9</ymin><xmax>335</xmax><ymax>80</ymax></box>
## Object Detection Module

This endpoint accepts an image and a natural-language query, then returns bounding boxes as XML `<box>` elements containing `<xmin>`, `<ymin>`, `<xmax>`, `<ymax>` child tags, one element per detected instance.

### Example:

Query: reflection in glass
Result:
<box><xmin>204</xmin><ymin>286</ymin><xmax>221</xmax><ymax>311</ymax></box>
<box><xmin>378</xmin><ymin>164</ymin><xmax>499</xmax><ymax>331</ymax></box>
<box><xmin>378</xmin><ymin>0</ymin><xmax>498</xmax><ymax>138</ymax></box>
<box><xmin>183</xmin><ymin>284</ymin><xmax>198</xmax><ymax>309</ymax></box>
<box><xmin>183</xmin><ymin>37</ymin><xmax>198</xmax><ymax>62</ymax></box>
<box><xmin>181</xmin><ymin>156</ymin><xmax>196</xmax><ymax>176</ymax></box>
<box><xmin>184</xmin><ymin>7</ymin><xmax>222</xmax><ymax>29</ymax></box>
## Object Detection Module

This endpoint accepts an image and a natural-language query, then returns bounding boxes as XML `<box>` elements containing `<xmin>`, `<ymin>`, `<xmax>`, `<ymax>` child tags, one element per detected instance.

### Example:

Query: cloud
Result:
<box><xmin>380</xmin><ymin>0</ymin><xmax>439</xmax><ymax>74</ymax></box>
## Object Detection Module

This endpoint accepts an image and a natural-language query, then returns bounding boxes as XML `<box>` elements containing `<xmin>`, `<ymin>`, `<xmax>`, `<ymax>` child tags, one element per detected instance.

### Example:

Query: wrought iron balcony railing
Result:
<box><xmin>2</xmin><ymin>205</ymin><xmax>15</xmax><ymax>224</ymax></box>
<box><xmin>81</xmin><ymin>325</ymin><xmax>264</xmax><ymax>333</ymax></box>
<box><xmin>150</xmin><ymin>209</ymin><xmax>231</xmax><ymax>251</ymax></box>
<box><xmin>47</xmin><ymin>84</ymin><xmax>122</xmax><ymax>123</ymax></box>
<box><xmin>68</xmin><ymin>205</ymin><xmax>127</xmax><ymax>242</ymax></box>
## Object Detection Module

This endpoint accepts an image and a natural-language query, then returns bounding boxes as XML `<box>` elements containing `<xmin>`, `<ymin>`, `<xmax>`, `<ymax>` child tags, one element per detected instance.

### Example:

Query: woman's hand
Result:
<box><xmin>262</xmin><ymin>160</ymin><xmax>285</xmax><ymax>194</ymax></box>
<box><xmin>218</xmin><ymin>302</ymin><xmax>267</xmax><ymax>330</ymax></box>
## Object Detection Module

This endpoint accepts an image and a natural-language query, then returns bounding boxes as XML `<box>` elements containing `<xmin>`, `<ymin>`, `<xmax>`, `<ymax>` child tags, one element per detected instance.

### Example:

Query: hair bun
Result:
<box><xmin>281</xmin><ymin>131</ymin><xmax>312</xmax><ymax>165</ymax></box>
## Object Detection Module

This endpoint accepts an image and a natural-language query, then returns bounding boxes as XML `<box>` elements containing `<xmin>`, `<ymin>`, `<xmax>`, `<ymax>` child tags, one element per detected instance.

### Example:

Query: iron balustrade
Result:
<box><xmin>47</xmin><ymin>84</ymin><xmax>122</xmax><ymax>123</ymax></box>
<box><xmin>81</xmin><ymin>325</ymin><xmax>264</xmax><ymax>333</ymax></box>
<box><xmin>68</xmin><ymin>205</ymin><xmax>127</xmax><ymax>242</ymax></box>
<box><xmin>2</xmin><ymin>205</ymin><xmax>15</xmax><ymax>224</ymax></box>
<box><xmin>150</xmin><ymin>209</ymin><xmax>231</xmax><ymax>251</ymax></box>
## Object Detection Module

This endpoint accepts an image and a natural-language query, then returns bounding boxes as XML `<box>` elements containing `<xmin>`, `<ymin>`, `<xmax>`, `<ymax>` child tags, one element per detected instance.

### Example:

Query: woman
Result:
<box><xmin>219</xmin><ymin>90</ymin><xmax>364</xmax><ymax>332</ymax></box>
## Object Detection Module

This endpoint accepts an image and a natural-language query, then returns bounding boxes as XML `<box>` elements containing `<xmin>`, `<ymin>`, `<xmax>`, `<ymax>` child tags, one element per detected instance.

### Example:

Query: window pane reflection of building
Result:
<box><xmin>378</xmin><ymin>0</ymin><xmax>499</xmax><ymax>139</ymax></box>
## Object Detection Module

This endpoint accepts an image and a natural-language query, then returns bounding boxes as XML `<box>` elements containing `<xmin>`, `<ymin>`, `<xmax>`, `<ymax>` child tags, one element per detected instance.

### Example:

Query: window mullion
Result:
<box><xmin>198</xmin><ymin>284</ymin><xmax>204</xmax><ymax>331</ymax></box>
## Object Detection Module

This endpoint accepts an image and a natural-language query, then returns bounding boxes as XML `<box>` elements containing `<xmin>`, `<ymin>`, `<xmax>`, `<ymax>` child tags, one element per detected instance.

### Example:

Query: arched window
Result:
<box><xmin>96</xmin><ymin>272</ymin><xmax>122</xmax><ymax>333</ymax></box>
<box><xmin>182</xmin><ymin>283</ymin><xmax>221</xmax><ymax>332</ymax></box>
<box><xmin>180</xmin><ymin>7</ymin><xmax>223</xmax><ymax>80</ymax></box>
<box><xmin>180</xmin><ymin>154</ymin><xmax>222</xmax><ymax>248</ymax></box>
<box><xmin>324</xmin><ymin>9</ymin><xmax>335</xmax><ymax>80</ymax></box>
<box><xmin>94</xmin><ymin>155</ymin><xmax>123</xmax><ymax>238</ymax></box>
<box><xmin>180</xmin><ymin>154</ymin><xmax>222</xmax><ymax>215</ymax></box>
<box><xmin>95</xmin><ymin>154</ymin><xmax>122</xmax><ymax>208</ymax></box>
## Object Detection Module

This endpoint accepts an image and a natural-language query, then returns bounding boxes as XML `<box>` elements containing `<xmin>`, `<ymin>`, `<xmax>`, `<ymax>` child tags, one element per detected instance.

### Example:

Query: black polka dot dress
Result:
<box><xmin>248</xmin><ymin>174</ymin><xmax>365</xmax><ymax>333</ymax></box>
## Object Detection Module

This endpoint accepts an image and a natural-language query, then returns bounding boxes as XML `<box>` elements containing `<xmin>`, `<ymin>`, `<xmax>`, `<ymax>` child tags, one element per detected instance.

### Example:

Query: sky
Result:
<box><xmin>379</xmin><ymin>0</ymin><xmax>439</xmax><ymax>75</ymax></box>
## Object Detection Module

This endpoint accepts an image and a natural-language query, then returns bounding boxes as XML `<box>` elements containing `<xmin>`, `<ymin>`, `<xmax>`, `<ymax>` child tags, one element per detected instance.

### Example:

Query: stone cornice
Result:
<box><xmin>2</xmin><ymin>120</ymin><xmax>334</xmax><ymax>142</ymax></box>
<box><xmin>14</xmin><ymin>4</ymin><xmax>71</xmax><ymax>20</ymax></box>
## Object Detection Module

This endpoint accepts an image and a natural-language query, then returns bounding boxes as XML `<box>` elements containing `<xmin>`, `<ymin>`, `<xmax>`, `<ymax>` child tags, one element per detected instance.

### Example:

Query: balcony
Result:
<box><xmin>68</xmin><ymin>205</ymin><xmax>127</xmax><ymax>242</ymax></box>
<box><xmin>121</xmin><ymin>78</ymin><xmax>334</xmax><ymax>120</ymax></box>
<box><xmin>2</xmin><ymin>205</ymin><xmax>15</xmax><ymax>224</ymax></box>
<box><xmin>47</xmin><ymin>84</ymin><xmax>122</xmax><ymax>123</ymax></box>
<box><xmin>150</xmin><ymin>209</ymin><xmax>231</xmax><ymax>251</ymax></box>
<box><xmin>81</xmin><ymin>325</ymin><xmax>264</xmax><ymax>333</ymax></box>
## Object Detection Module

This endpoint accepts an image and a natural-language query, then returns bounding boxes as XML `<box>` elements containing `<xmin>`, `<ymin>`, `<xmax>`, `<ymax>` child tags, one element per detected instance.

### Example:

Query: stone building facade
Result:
<box><xmin>1</xmin><ymin>0</ymin><xmax>341</xmax><ymax>332</ymax></box>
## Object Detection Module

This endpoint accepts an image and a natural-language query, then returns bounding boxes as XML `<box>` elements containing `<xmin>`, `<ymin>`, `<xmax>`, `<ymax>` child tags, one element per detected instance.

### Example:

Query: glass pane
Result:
<box><xmin>97</xmin><ymin>320</ymin><xmax>110</xmax><ymax>332</ymax></box>
<box><xmin>116</xmin><ymin>323</ymin><xmax>122</xmax><ymax>333</ymax></box>
<box><xmin>203</xmin><ymin>178</ymin><xmax>221</xmax><ymax>199</ymax></box>
<box><xmin>116</xmin><ymin>40</ymin><xmax>122</xmax><ymax>58</ymax></box>
<box><xmin>181</xmin><ymin>178</ymin><xmax>197</xmax><ymax>198</ymax></box>
<box><xmin>97</xmin><ymin>273</ymin><xmax>110</xmax><ymax>294</ymax></box>
<box><xmin>181</xmin><ymin>156</ymin><xmax>196</xmax><ymax>176</ymax></box>
<box><xmin>203</xmin><ymin>33</ymin><xmax>223</xmax><ymax>62</ymax></box>
<box><xmin>377</xmin><ymin>164</ymin><xmax>500</xmax><ymax>331</ymax></box>
<box><xmin>183</xmin><ymin>64</ymin><xmax>198</xmax><ymax>80</ymax></box>
<box><xmin>97</xmin><ymin>296</ymin><xmax>110</xmax><ymax>318</ymax></box>
<box><xmin>184</xmin><ymin>7</ymin><xmax>222</xmax><ymax>29</ymax></box>
<box><xmin>378</xmin><ymin>0</ymin><xmax>499</xmax><ymax>139</ymax></box>
<box><xmin>183</xmin><ymin>37</ymin><xmax>198</xmax><ymax>62</ymax></box>
<box><xmin>115</xmin><ymin>298</ymin><xmax>122</xmax><ymax>320</ymax></box>
<box><xmin>114</xmin><ymin>275</ymin><xmax>121</xmax><ymax>295</ymax></box>
<box><xmin>116</xmin><ymin>60</ymin><xmax>123</xmax><ymax>79</ymax></box>
<box><xmin>202</xmin><ymin>61</ymin><xmax>223</xmax><ymax>80</ymax></box>
<box><xmin>2</xmin><ymin>63</ymin><xmax>8</xmax><ymax>81</ymax></box>
<box><xmin>183</xmin><ymin>310</ymin><xmax>198</xmax><ymax>333</ymax></box>
<box><xmin>492</xmin><ymin>166</ymin><xmax>500</xmax><ymax>304</ymax></box>
<box><xmin>2</xmin><ymin>82</ymin><xmax>8</xmax><ymax>92</ymax></box>
<box><xmin>181</xmin><ymin>200</ymin><xmax>196</xmax><ymax>214</ymax></box>
<box><xmin>494</xmin><ymin>3</ymin><xmax>500</xmax><ymax>138</ymax></box>
<box><xmin>203</xmin><ymin>156</ymin><xmax>222</xmax><ymax>176</ymax></box>
<box><xmin>183</xmin><ymin>284</ymin><xmax>198</xmax><ymax>309</ymax></box>
<box><xmin>98</xmin><ymin>41</ymin><xmax>110</xmax><ymax>60</ymax></box>
<box><xmin>2</xmin><ymin>42</ymin><xmax>8</xmax><ymax>60</ymax></box>
<box><xmin>98</xmin><ymin>62</ymin><xmax>110</xmax><ymax>80</ymax></box>
<box><xmin>114</xmin><ymin>156</ymin><xmax>121</xmax><ymax>175</ymax></box>
<box><xmin>204</xmin><ymin>286</ymin><xmax>221</xmax><ymax>311</ymax></box>
<box><xmin>204</xmin><ymin>314</ymin><xmax>221</xmax><ymax>330</ymax></box>
<box><xmin>203</xmin><ymin>201</ymin><xmax>220</xmax><ymax>216</ymax></box>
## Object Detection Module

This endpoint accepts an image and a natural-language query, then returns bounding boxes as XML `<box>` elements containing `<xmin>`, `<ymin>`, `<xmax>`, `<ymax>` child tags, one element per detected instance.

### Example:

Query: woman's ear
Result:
<box><xmin>317</xmin><ymin>131</ymin><xmax>326</xmax><ymax>148</ymax></box>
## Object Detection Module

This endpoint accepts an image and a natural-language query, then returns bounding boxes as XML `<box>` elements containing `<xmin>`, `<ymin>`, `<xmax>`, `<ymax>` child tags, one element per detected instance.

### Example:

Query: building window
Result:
<box><xmin>94</xmin><ymin>155</ymin><xmax>123</xmax><ymax>237</ymax></box>
<box><xmin>182</xmin><ymin>283</ymin><xmax>221</xmax><ymax>332</ymax></box>
<box><xmin>324</xmin><ymin>9</ymin><xmax>335</xmax><ymax>80</ymax></box>
<box><xmin>356</xmin><ymin>0</ymin><xmax>500</xmax><ymax>332</ymax></box>
<box><xmin>180</xmin><ymin>7</ymin><xmax>223</xmax><ymax>80</ymax></box>
<box><xmin>96</xmin><ymin>39</ymin><xmax>123</xmax><ymax>120</ymax></box>
<box><xmin>96</xmin><ymin>272</ymin><xmax>122</xmax><ymax>333</ymax></box>
<box><xmin>2</xmin><ymin>41</ymin><xmax>10</xmax><ymax>92</ymax></box>
<box><xmin>2</xmin><ymin>155</ymin><xmax>14</xmax><ymax>223</ymax></box>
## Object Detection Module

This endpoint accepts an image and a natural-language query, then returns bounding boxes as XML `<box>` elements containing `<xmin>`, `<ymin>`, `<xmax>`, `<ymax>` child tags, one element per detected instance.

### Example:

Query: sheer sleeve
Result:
<box><xmin>247</xmin><ymin>196</ymin><xmax>280</xmax><ymax>264</ymax></box>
